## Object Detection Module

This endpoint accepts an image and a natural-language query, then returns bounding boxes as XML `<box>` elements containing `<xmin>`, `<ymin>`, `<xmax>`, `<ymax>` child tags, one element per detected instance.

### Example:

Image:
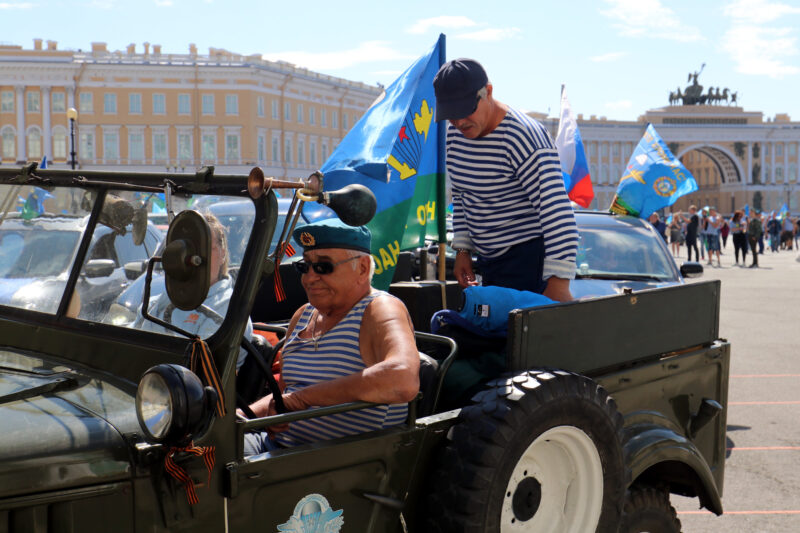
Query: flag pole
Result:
<box><xmin>435</xmin><ymin>33</ymin><xmax>448</xmax><ymax>308</ymax></box>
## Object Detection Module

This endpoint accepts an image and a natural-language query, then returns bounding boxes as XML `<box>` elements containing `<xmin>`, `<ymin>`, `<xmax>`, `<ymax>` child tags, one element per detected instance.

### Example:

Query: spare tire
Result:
<box><xmin>426</xmin><ymin>369</ymin><xmax>626</xmax><ymax>533</ymax></box>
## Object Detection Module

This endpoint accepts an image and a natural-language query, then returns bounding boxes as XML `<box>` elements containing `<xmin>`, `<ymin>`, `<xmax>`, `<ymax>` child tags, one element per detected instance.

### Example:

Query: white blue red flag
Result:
<box><xmin>555</xmin><ymin>85</ymin><xmax>594</xmax><ymax>208</ymax></box>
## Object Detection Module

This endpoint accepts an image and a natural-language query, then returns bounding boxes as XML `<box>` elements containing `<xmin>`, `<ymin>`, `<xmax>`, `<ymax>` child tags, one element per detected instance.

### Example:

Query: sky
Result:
<box><xmin>2</xmin><ymin>0</ymin><xmax>799</xmax><ymax>122</ymax></box>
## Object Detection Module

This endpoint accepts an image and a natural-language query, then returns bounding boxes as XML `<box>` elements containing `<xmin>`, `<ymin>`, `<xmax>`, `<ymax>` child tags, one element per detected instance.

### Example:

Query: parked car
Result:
<box><xmin>0</xmin><ymin>213</ymin><xmax>161</xmax><ymax>321</ymax></box>
<box><xmin>571</xmin><ymin>211</ymin><xmax>703</xmax><ymax>299</ymax></box>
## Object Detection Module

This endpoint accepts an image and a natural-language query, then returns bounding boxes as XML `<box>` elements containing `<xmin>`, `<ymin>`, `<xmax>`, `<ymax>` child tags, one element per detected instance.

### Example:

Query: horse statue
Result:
<box><xmin>730</xmin><ymin>91</ymin><xmax>738</xmax><ymax>105</ymax></box>
<box><xmin>721</xmin><ymin>88</ymin><xmax>729</xmax><ymax>104</ymax></box>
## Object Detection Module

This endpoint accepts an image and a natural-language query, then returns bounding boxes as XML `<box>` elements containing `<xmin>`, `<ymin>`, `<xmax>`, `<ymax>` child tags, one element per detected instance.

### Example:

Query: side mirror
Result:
<box><xmin>680</xmin><ymin>261</ymin><xmax>704</xmax><ymax>278</ymax></box>
<box><xmin>84</xmin><ymin>259</ymin><xmax>116</xmax><ymax>278</ymax></box>
<box><xmin>123</xmin><ymin>260</ymin><xmax>147</xmax><ymax>280</ymax></box>
<box><xmin>162</xmin><ymin>210</ymin><xmax>211</xmax><ymax>311</ymax></box>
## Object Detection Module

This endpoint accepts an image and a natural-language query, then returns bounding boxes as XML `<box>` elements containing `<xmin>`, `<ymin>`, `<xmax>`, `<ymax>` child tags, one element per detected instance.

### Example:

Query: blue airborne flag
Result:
<box><xmin>307</xmin><ymin>35</ymin><xmax>446</xmax><ymax>289</ymax></box>
<box><xmin>610</xmin><ymin>124</ymin><xmax>698</xmax><ymax>219</ymax></box>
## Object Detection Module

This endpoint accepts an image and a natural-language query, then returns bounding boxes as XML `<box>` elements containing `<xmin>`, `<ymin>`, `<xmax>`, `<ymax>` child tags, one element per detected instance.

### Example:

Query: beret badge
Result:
<box><xmin>299</xmin><ymin>232</ymin><xmax>316</xmax><ymax>247</ymax></box>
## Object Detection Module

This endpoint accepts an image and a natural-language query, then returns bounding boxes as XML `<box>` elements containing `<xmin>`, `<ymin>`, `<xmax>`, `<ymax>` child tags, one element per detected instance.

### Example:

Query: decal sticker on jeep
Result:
<box><xmin>277</xmin><ymin>493</ymin><xmax>343</xmax><ymax>532</ymax></box>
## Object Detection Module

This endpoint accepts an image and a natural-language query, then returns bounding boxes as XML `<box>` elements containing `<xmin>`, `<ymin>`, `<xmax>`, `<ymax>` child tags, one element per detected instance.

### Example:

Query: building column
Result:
<box><xmin>15</xmin><ymin>86</ymin><xmax>25</xmax><ymax>162</ymax></box>
<box><xmin>42</xmin><ymin>86</ymin><xmax>52</xmax><ymax>162</ymax></box>
<box><xmin>770</xmin><ymin>143</ymin><xmax>776</xmax><ymax>184</ymax></box>
<box><xmin>67</xmin><ymin>85</ymin><xmax>75</xmax><ymax>110</ymax></box>
<box><xmin>746</xmin><ymin>141</ymin><xmax>752</xmax><ymax>184</ymax></box>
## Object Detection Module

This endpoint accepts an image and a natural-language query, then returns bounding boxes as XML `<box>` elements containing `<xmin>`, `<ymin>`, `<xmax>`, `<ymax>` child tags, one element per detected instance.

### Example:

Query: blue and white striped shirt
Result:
<box><xmin>447</xmin><ymin>108</ymin><xmax>578</xmax><ymax>279</ymax></box>
<box><xmin>275</xmin><ymin>290</ymin><xmax>408</xmax><ymax>447</ymax></box>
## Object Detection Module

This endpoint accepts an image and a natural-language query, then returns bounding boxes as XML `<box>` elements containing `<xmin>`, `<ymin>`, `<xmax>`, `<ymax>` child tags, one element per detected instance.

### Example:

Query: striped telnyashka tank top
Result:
<box><xmin>274</xmin><ymin>290</ymin><xmax>409</xmax><ymax>447</ymax></box>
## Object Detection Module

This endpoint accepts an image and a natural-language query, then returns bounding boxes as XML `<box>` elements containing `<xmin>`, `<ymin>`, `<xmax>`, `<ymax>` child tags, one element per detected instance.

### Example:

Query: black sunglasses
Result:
<box><xmin>294</xmin><ymin>255</ymin><xmax>360</xmax><ymax>275</ymax></box>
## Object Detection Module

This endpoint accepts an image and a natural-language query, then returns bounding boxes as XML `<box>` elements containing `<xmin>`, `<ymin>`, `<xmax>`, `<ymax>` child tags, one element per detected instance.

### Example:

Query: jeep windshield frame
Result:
<box><xmin>0</xmin><ymin>166</ymin><xmax>278</xmax><ymax>384</ymax></box>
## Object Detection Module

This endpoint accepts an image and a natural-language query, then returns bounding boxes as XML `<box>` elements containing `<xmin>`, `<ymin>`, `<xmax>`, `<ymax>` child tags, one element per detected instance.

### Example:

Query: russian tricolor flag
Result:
<box><xmin>555</xmin><ymin>86</ymin><xmax>594</xmax><ymax>208</ymax></box>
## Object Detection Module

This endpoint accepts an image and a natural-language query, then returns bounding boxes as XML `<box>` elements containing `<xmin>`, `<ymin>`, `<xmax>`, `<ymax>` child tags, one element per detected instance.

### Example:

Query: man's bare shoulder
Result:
<box><xmin>363</xmin><ymin>291</ymin><xmax>414</xmax><ymax>330</ymax></box>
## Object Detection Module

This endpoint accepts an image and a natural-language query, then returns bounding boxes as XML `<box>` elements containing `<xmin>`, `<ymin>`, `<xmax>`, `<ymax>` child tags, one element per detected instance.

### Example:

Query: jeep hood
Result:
<box><xmin>0</xmin><ymin>349</ymin><xmax>139</xmax><ymax>499</ymax></box>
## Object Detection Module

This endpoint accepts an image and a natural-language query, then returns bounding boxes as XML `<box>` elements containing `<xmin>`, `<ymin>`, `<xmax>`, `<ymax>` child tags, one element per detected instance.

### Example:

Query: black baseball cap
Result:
<box><xmin>433</xmin><ymin>58</ymin><xmax>488</xmax><ymax>122</ymax></box>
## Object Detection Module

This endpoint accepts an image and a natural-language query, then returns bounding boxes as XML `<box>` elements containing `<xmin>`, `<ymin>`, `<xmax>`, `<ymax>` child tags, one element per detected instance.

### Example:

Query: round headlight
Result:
<box><xmin>136</xmin><ymin>364</ymin><xmax>215</xmax><ymax>445</ymax></box>
<box><xmin>136</xmin><ymin>371</ymin><xmax>174</xmax><ymax>440</ymax></box>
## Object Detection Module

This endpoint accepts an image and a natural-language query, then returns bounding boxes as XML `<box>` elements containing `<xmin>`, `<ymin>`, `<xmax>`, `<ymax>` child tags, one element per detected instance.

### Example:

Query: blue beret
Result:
<box><xmin>293</xmin><ymin>218</ymin><xmax>371</xmax><ymax>254</ymax></box>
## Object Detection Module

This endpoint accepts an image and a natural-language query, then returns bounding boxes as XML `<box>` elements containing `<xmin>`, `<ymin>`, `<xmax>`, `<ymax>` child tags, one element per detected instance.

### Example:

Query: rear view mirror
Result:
<box><xmin>680</xmin><ymin>262</ymin><xmax>704</xmax><ymax>278</ymax></box>
<box><xmin>123</xmin><ymin>260</ymin><xmax>147</xmax><ymax>280</ymax></box>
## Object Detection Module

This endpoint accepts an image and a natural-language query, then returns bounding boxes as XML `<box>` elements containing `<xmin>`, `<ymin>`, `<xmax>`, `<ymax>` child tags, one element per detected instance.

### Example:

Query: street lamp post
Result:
<box><xmin>66</xmin><ymin>107</ymin><xmax>77</xmax><ymax>170</ymax></box>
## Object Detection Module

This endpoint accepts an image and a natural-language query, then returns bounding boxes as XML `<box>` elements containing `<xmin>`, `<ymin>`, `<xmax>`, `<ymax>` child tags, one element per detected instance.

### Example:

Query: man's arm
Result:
<box><xmin>278</xmin><ymin>295</ymin><xmax>420</xmax><ymax>412</ymax></box>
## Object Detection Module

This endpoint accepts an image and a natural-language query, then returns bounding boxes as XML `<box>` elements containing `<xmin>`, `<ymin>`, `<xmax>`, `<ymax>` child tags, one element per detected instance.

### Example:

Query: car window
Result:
<box><xmin>0</xmin><ymin>184</ymin><xmax>95</xmax><ymax>315</ymax></box>
<box><xmin>576</xmin><ymin>225</ymin><xmax>676</xmax><ymax>280</ymax></box>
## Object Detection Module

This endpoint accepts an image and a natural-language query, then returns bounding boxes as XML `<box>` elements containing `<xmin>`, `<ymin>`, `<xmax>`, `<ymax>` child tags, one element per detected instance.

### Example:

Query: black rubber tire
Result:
<box><xmin>620</xmin><ymin>486</ymin><xmax>682</xmax><ymax>533</ymax></box>
<box><xmin>426</xmin><ymin>369</ymin><xmax>627</xmax><ymax>533</ymax></box>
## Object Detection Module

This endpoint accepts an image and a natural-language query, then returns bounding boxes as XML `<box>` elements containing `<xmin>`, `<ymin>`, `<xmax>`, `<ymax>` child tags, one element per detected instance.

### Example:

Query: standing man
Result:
<box><xmin>649</xmin><ymin>213</ymin><xmax>667</xmax><ymax>242</ymax></box>
<box><xmin>747</xmin><ymin>211</ymin><xmax>763</xmax><ymax>268</ymax></box>
<box><xmin>679</xmin><ymin>206</ymin><xmax>700</xmax><ymax>262</ymax></box>
<box><xmin>433</xmin><ymin>58</ymin><xmax>578</xmax><ymax>302</ymax></box>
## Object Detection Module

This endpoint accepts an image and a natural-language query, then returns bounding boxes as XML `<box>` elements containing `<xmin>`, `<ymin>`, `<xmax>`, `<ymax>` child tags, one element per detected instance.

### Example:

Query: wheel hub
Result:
<box><xmin>511</xmin><ymin>476</ymin><xmax>542</xmax><ymax>522</ymax></box>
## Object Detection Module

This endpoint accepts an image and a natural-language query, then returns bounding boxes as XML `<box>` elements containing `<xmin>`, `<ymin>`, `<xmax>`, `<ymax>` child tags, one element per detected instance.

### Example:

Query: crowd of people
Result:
<box><xmin>660</xmin><ymin>205</ymin><xmax>799</xmax><ymax>268</ymax></box>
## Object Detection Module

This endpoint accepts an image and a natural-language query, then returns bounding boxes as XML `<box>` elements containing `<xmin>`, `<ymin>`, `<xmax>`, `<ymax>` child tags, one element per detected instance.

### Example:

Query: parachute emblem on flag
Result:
<box><xmin>388</xmin><ymin>99</ymin><xmax>434</xmax><ymax>181</ymax></box>
<box><xmin>654</xmin><ymin>176</ymin><xmax>677</xmax><ymax>197</ymax></box>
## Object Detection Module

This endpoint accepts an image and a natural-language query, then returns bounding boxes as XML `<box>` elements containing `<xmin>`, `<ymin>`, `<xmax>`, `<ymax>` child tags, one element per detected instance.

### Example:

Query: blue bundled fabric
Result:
<box><xmin>431</xmin><ymin>286</ymin><xmax>555</xmax><ymax>337</ymax></box>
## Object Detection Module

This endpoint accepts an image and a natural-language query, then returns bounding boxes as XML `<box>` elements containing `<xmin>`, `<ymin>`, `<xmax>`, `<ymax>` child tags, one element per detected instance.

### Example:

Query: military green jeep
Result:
<box><xmin>0</xmin><ymin>165</ymin><xmax>729</xmax><ymax>532</ymax></box>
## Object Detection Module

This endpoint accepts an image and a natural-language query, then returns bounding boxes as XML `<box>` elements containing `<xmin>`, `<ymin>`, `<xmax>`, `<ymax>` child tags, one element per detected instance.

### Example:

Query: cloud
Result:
<box><xmin>590</xmin><ymin>51</ymin><xmax>628</xmax><ymax>62</ymax></box>
<box><xmin>723</xmin><ymin>0</ymin><xmax>800</xmax><ymax>24</ymax></box>
<box><xmin>262</xmin><ymin>41</ymin><xmax>414</xmax><ymax>71</ymax></box>
<box><xmin>407</xmin><ymin>16</ymin><xmax>477</xmax><ymax>34</ymax></box>
<box><xmin>605</xmin><ymin>100</ymin><xmax>633</xmax><ymax>111</ymax></box>
<box><xmin>0</xmin><ymin>2</ymin><xmax>34</xmax><ymax>8</ymax></box>
<box><xmin>722</xmin><ymin>25</ymin><xmax>799</xmax><ymax>77</ymax></box>
<box><xmin>454</xmin><ymin>28</ymin><xmax>522</xmax><ymax>42</ymax></box>
<box><xmin>600</xmin><ymin>0</ymin><xmax>704</xmax><ymax>42</ymax></box>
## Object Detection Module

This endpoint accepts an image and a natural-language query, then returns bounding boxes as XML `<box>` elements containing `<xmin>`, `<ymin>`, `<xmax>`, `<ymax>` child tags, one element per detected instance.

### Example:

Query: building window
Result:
<box><xmin>789</xmin><ymin>165</ymin><xmax>797</xmax><ymax>182</ymax></box>
<box><xmin>310</xmin><ymin>142</ymin><xmax>316</xmax><ymax>166</ymax></box>
<box><xmin>258</xmin><ymin>135</ymin><xmax>265</xmax><ymax>162</ymax></box>
<box><xmin>26</xmin><ymin>129</ymin><xmax>41</xmax><ymax>159</ymax></box>
<box><xmin>103</xmin><ymin>131</ymin><xmax>119</xmax><ymax>160</ymax></box>
<box><xmin>601</xmin><ymin>143</ymin><xmax>609</xmax><ymax>158</ymax></box>
<box><xmin>225</xmin><ymin>95</ymin><xmax>238</xmax><ymax>115</ymax></box>
<box><xmin>52</xmin><ymin>92</ymin><xmax>65</xmax><ymax>113</ymax></box>
<box><xmin>776</xmin><ymin>144</ymin><xmax>784</xmax><ymax>157</ymax></box>
<box><xmin>129</xmin><ymin>133</ymin><xmax>144</xmax><ymax>161</ymax></box>
<box><xmin>152</xmin><ymin>94</ymin><xmax>166</xmax><ymax>115</ymax></box>
<box><xmin>297</xmin><ymin>104</ymin><xmax>304</xmax><ymax>124</ymax></box>
<box><xmin>788</xmin><ymin>143</ymin><xmax>797</xmax><ymax>157</ymax></box>
<box><xmin>1</xmin><ymin>91</ymin><xmax>13</xmax><ymax>112</ymax></box>
<box><xmin>284</xmin><ymin>102</ymin><xmax>291</xmax><ymax>121</ymax></box>
<box><xmin>257</xmin><ymin>97</ymin><xmax>264</xmax><ymax>118</ymax></box>
<box><xmin>297</xmin><ymin>139</ymin><xmax>305</xmax><ymax>165</ymax></box>
<box><xmin>202</xmin><ymin>134</ymin><xmax>215</xmax><ymax>160</ymax></box>
<box><xmin>272</xmin><ymin>100</ymin><xmax>279</xmax><ymax>119</ymax></box>
<box><xmin>104</xmin><ymin>93</ymin><xmax>117</xmax><ymax>114</ymax></box>
<box><xmin>53</xmin><ymin>128</ymin><xmax>67</xmax><ymax>159</ymax></box>
<box><xmin>129</xmin><ymin>93</ymin><xmax>142</xmax><ymax>114</ymax></box>
<box><xmin>776</xmin><ymin>167</ymin><xmax>784</xmax><ymax>181</ymax></box>
<box><xmin>321</xmin><ymin>143</ymin><xmax>328</xmax><ymax>163</ymax></box>
<box><xmin>178</xmin><ymin>133</ymin><xmax>192</xmax><ymax>162</ymax></box>
<box><xmin>225</xmin><ymin>134</ymin><xmax>239</xmax><ymax>161</ymax></box>
<box><xmin>178</xmin><ymin>94</ymin><xmax>191</xmax><ymax>115</ymax></box>
<box><xmin>1</xmin><ymin>128</ymin><xmax>15</xmax><ymax>159</ymax></box>
<box><xmin>332</xmin><ymin>110</ymin><xmax>338</xmax><ymax>129</ymax></box>
<box><xmin>589</xmin><ymin>142</ymin><xmax>597</xmax><ymax>158</ymax></box>
<box><xmin>79</xmin><ymin>93</ymin><xmax>93</xmax><ymax>113</ymax></box>
<box><xmin>342</xmin><ymin>113</ymin><xmax>348</xmax><ymax>130</ymax></box>
<box><xmin>202</xmin><ymin>94</ymin><xmax>214</xmax><ymax>115</ymax></box>
<box><xmin>79</xmin><ymin>132</ymin><xmax>94</xmax><ymax>159</ymax></box>
<box><xmin>272</xmin><ymin>138</ymin><xmax>279</xmax><ymax>163</ymax></box>
<box><xmin>601</xmin><ymin>166</ymin><xmax>609</xmax><ymax>183</ymax></box>
<box><xmin>320</xmin><ymin>108</ymin><xmax>327</xmax><ymax>127</ymax></box>
<box><xmin>309</xmin><ymin>107</ymin><xmax>315</xmax><ymax>125</ymax></box>
<box><xmin>26</xmin><ymin>91</ymin><xmax>41</xmax><ymax>113</ymax></box>
<box><xmin>284</xmin><ymin>138</ymin><xmax>292</xmax><ymax>163</ymax></box>
<box><xmin>153</xmin><ymin>133</ymin><xmax>168</xmax><ymax>161</ymax></box>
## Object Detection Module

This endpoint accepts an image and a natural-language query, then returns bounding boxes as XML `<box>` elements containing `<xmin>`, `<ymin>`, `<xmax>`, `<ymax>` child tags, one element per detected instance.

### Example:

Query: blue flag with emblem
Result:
<box><xmin>609</xmin><ymin>124</ymin><xmax>698</xmax><ymax>219</ymax></box>
<box><xmin>779</xmin><ymin>203</ymin><xmax>789</xmax><ymax>220</ymax></box>
<box><xmin>305</xmin><ymin>35</ymin><xmax>446</xmax><ymax>289</ymax></box>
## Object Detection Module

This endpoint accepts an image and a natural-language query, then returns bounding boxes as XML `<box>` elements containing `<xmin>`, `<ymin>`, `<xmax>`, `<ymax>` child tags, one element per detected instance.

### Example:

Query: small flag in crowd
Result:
<box><xmin>609</xmin><ymin>124</ymin><xmax>698</xmax><ymax>219</ymax></box>
<box><xmin>555</xmin><ymin>86</ymin><xmax>594</xmax><ymax>208</ymax></box>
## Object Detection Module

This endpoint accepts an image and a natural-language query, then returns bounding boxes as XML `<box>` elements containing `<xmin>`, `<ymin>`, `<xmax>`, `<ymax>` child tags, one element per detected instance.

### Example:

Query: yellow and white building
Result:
<box><xmin>0</xmin><ymin>39</ymin><xmax>380</xmax><ymax>180</ymax></box>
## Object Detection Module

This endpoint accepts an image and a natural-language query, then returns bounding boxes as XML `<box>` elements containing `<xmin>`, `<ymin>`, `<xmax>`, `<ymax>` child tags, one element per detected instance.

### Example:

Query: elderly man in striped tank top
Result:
<box><xmin>243</xmin><ymin>219</ymin><xmax>419</xmax><ymax>455</ymax></box>
<box><xmin>433</xmin><ymin>58</ymin><xmax>579</xmax><ymax>302</ymax></box>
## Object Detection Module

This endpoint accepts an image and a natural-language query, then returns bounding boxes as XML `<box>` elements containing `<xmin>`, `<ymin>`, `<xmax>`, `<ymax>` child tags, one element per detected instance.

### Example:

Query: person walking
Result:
<box><xmin>433</xmin><ymin>58</ymin><xmax>578</xmax><ymax>302</ymax></box>
<box><xmin>781</xmin><ymin>214</ymin><xmax>794</xmax><ymax>250</ymax></box>
<box><xmin>678</xmin><ymin>206</ymin><xmax>700</xmax><ymax>262</ymax></box>
<box><xmin>795</xmin><ymin>217</ymin><xmax>800</xmax><ymax>250</ymax></box>
<box><xmin>669</xmin><ymin>215</ymin><xmax>683</xmax><ymax>257</ymax></box>
<box><xmin>705</xmin><ymin>207</ymin><xmax>722</xmax><ymax>267</ymax></box>
<box><xmin>730</xmin><ymin>210</ymin><xmax>748</xmax><ymax>266</ymax></box>
<box><xmin>767</xmin><ymin>214</ymin><xmax>780</xmax><ymax>252</ymax></box>
<box><xmin>747</xmin><ymin>211</ymin><xmax>763</xmax><ymax>268</ymax></box>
